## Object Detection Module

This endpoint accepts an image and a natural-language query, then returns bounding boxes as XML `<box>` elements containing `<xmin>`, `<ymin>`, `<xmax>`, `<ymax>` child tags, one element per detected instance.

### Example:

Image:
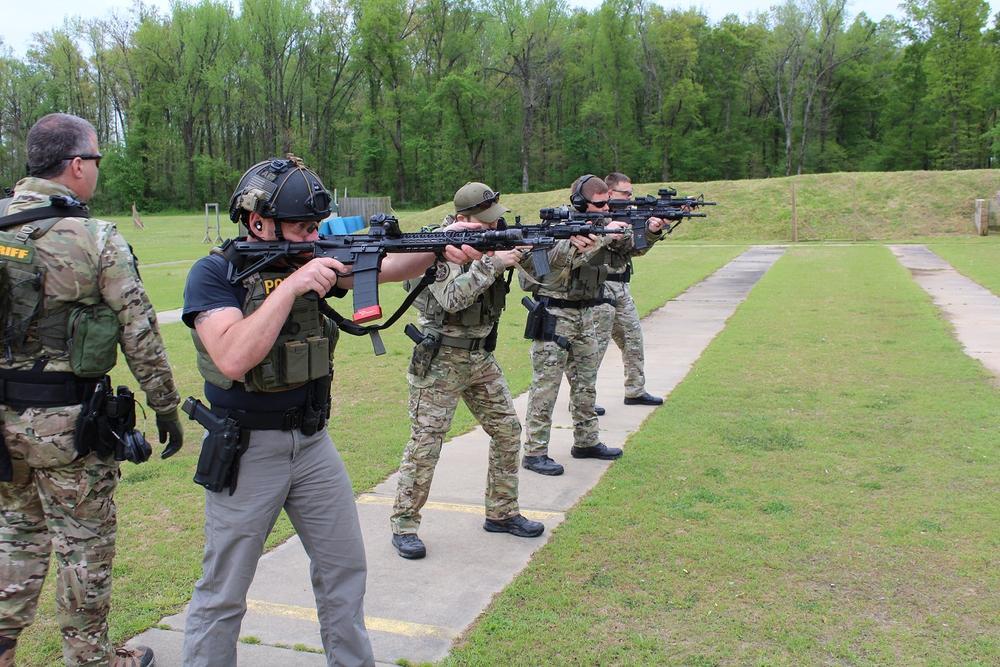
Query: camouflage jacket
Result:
<box><xmin>605</xmin><ymin>220</ymin><xmax>666</xmax><ymax>274</ymax></box>
<box><xmin>521</xmin><ymin>220</ymin><xmax>639</xmax><ymax>300</ymax></box>
<box><xmin>1</xmin><ymin>177</ymin><xmax>179</xmax><ymax>414</ymax></box>
<box><xmin>414</xmin><ymin>254</ymin><xmax>508</xmax><ymax>339</ymax></box>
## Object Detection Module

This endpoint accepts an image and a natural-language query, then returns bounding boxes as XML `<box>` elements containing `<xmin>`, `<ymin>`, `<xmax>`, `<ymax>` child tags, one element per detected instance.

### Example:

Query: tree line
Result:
<box><xmin>0</xmin><ymin>0</ymin><xmax>996</xmax><ymax>212</ymax></box>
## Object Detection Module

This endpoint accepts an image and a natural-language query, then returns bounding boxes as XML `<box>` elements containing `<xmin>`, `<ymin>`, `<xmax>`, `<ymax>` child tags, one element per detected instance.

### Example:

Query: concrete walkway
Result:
<box><xmin>890</xmin><ymin>245</ymin><xmax>1000</xmax><ymax>378</ymax></box>
<box><xmin>133</xmin><ymin>246</ymin><xmax>786</xmax><ymax>665</ymax></box>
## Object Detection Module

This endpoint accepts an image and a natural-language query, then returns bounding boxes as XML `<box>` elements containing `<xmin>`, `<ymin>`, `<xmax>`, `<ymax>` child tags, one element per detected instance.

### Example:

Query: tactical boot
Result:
<box><xmin>392</xmin><ymin>533</ymin><xmax>427</xmax><ymax>559</ymax></box>
<box><xmin>570</xmin><ymin>442</ymin><xmax>623</xmax><ymax>460</ymax></box>
<box><xmin>484</xmin><ymin>514</ymin><xmax>544</xmax><ymax>537</ymax></box>
<box><xmin>595</xmin><ymin>404</ymin><xmax>606</xmax><ymax>416</ymax></box>
<box><xmin>111</xmin><ymin>644</ymin><xmax>155</xmax><ymax>667</ymax></box>
<box><xmin>522</xmin><ymin>455</ymin><xmax>564</xmax><ymax>476</ymax></box>
<box><xmin>0</xmin><ymin>636</ymin><xmax>15</xmax><ymax>667</ymax></box>
<box><xmin>624</xmin><ymin>392</ymin><xmax>663</xmax><ymax>406</ymax></box>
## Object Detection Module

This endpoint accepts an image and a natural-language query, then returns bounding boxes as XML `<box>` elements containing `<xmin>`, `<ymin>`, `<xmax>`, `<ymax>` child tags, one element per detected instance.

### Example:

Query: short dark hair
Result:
<box><xmin>604</xmin><ymin>172</ymin><xmax>631</xmax><ymax>190</ymax></box>
<box><xmin>26</xmin><ymin>113</ymin><xmax>96</xmax><ymax>179</ymax></box>
<box><xmin>571</xmin><ymin>175</ymin><xmax>608</xmax><ymax>200</ymax></box>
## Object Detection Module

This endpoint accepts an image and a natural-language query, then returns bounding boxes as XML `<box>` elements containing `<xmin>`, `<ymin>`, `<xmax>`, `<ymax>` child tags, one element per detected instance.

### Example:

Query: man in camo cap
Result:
<box><xmin>390</xmin><ymin>182</ymin><xmax>543</xmax><ymax>559</ymax></box>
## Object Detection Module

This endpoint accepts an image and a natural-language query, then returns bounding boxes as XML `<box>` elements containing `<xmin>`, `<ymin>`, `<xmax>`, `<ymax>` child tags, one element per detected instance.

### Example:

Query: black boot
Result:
<box><xmin>484</xmin><ymin>514</ymin><xmax>544</xmax><ymax>537</ymax></box>
<box><xmin>392</xmin><ymin>533</ymin><xmax>427</xmax><ymax>559</ymax></box>
<box><xmin>624</xmin><ymin>392</ymin><xmax>663</xmax><ymax>406</ymax></box>
<box><xmin>595</xmin><ymin>404</ymin><xmax>606</xmax><ymax>416</ymax></box>
<box><xmin>522</xmin><ymin>455</ymin><xmax>564</xmax><ymax>476</ymax></box>
<box><xmin>570</xmin><ymin>442</ymin><xmax>623</xmax><ymax>460</ymax></box>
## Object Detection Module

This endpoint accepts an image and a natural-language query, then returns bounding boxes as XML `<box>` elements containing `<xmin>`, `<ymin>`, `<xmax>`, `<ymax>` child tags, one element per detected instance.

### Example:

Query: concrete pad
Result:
<box><xmin>890</xmin><ymin>245</ymin><xmax>1000</xmax><ymax>378</ymax></box>
<box><xmin>129</xmin><ymin>627</ymin><xmax>332</xmax><ymax>666</ymax></box>
<box><xmin>142</xmin><ymin>245</ymin><xmax>785</xmax><ymax>665</ymax></box>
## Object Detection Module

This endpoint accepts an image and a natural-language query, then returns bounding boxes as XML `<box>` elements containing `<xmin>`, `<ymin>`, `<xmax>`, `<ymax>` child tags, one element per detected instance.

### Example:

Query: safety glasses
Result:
<box><xmin>459</xmin><ymin>189</ymin><xmax>501</xmax><ymax>213</ymax></box>
<box><xmin>65</xmin><ymin>153</ymin><xmax>103</xmax><ymax>168</ymax></box>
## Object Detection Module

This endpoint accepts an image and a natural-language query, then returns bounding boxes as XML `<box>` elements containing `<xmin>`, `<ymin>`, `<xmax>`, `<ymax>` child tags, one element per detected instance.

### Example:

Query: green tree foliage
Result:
<box><xmin>0</xmin><ymin>0</ymin><xmax>995</xmax><ymax>212</ymax></box>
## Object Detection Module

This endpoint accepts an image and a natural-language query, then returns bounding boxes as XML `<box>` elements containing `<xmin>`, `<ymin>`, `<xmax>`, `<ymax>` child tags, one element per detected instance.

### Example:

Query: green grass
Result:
<box><xmin>12</xmin><ymin>237</ymin><xmax>737</xmax><ymax>665</ymax></box>
<box><xmin>13</xmin><ymin>168</ymin><xmax>999</xmax><ymax>664</ymax></box>
<box><xmin>927</xmin><ymin>236</ymin><xmax>1000</xmax><ymax>295</ymax></box>
<box><xmin>444</xmin><ymin>246</ymin><xmax>999</xmax><ymax>665</ymax></box>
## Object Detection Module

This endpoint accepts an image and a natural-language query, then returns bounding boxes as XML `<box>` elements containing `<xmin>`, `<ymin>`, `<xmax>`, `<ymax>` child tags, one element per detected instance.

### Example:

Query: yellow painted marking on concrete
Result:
<box><xmin>247</xmin><ymin>599</ymin><xmax>453</xmax><ymax>639</ymax></box>
<box><xmin>356</xmin><ymin>494</ymin><xmax>562</xmax><ymax>521</ymax></box>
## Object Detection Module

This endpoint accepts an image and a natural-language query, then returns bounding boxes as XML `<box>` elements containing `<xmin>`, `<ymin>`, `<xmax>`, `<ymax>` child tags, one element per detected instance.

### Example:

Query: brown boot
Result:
<box><xmin>0</xmin><ymin>636</ymin><xmax>15</xmax><ymax>667</ymax></box>
<box><xmin>111</xmin><ymin>645</ymin><xmax>155</xmax><ymax>667</ymax></box>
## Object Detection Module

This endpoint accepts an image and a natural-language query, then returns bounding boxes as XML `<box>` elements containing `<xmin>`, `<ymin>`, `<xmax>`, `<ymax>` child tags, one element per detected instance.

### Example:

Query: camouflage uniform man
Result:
<box><xmin>0</xmin><ymin>113</ymin><xmax>182</xmax><ymax>666</ymax></box>
<box><xmin>521</xmin><ymin>175</ymin><xmax>666</xmax><ymax>476</ymax></box>
<box><xmin>390</xmin><ymin>182</ymin><xmax>544</xmax><ymax>560</ymax></box>
<box><xmin>593</xmin><ymin>172</ymin><xmax>663</xmax><ymax>408</ymax></box>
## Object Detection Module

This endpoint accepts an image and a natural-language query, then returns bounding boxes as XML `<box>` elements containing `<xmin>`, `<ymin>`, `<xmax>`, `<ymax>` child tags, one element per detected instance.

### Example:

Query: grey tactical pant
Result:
<box><xmin>183</xmin><ymin>427</ymin><xmax>373</xmax><ymax>667</ymax></box>
<box><xmin>594</xmin><ymin>281</ymin><xmax>648</xmax><ymax>398</ymax></box>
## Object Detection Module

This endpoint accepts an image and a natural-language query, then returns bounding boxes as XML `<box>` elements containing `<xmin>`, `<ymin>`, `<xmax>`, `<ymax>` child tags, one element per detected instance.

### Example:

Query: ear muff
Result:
<box><xmin>570</xmin><ymin>174</ymin><xmax>596</xmax><ymax>212</ymax></box>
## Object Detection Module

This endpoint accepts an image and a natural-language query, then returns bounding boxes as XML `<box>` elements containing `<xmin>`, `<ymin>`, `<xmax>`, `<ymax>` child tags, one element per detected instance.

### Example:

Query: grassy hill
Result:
<box><xmin>399</xmin><ymin>169</ymin><xmax>1000</xmax><ymax>241</ymax></box>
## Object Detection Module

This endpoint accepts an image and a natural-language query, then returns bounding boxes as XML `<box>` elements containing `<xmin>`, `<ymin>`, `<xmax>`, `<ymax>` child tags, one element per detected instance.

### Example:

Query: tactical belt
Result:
<box><xmin>0</xmin><ymin>369</ymin><xmax>98</xmax><ymax>408</ymax></box>
<box><xmin>210</xmin><ymin>405</ymin><xmax>309</xmax><ymax>431</ymax></box>
<box><xmin>606</xmin><ymin>272</ymin><xmax>631</xmax><ymax>283</ymax></box>
<box><xmin>540</xmin><ymin>296</ymin><xmax>610</xmax><ymax>309</ymax></box>
<box><xmin>439</xmin><ymin>333</ymin><xmax>489</xmax><ymax>351</ymax></box>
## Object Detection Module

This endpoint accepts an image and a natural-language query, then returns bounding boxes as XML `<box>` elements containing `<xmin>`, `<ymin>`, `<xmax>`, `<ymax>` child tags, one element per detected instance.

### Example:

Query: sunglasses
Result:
<box><xmin>459</xmin><ymin>190</ymin><xmax>501</xmax><ymax>213</ymax></box>
<box><xmin>65</xmin><ymin>153</ymin><xmax>103</xmax><ymax>168</ymax></box>
<box><xmin>611</xmin><ymin>188</ymin><xmax>633</xmax><ymax>198</ymax></box>
<box><xmin>588</xmin><ymin>199</ymin><xmax>610</xmax><ymax>208</ymax></box>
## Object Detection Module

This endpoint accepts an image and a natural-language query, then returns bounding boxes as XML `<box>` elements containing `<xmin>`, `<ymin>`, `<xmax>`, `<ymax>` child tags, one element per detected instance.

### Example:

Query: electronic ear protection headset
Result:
<box><xmin>570</xmin><ymin>174</ymin><xmax>597</xmax><ymax>212</ymax></box>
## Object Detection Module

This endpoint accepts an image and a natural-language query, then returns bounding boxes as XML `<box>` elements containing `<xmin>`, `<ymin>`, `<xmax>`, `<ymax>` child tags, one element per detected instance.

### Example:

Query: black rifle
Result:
<box><xmin>225</xmin><ymin>214</ymin><xmax>622</xmax><ymax>326</ymax></box>
<box><xmin>608</xmin><ymin>188</ymin><xmax>716</xmax><ymax>236</ymax></box>
<box><xmin>538</xmin><ymin>206</ymin><xmax>704</xmax><ymax>250</ymax></box>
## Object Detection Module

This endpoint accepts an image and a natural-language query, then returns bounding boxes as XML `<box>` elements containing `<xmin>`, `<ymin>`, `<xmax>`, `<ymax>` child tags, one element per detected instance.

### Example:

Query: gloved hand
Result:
<box><xmin>156</xmin><ymin>409</ymin><xmax>184</xmax><ymax>459</ymax></box>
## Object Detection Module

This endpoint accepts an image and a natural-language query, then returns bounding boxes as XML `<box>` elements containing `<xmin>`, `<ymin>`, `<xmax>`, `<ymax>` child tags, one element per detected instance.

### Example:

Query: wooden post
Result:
<box><xmin>974</xmin><ymin>199</ymin><xmax>988</xmax><ymax>236</ymax></box>
<box><xmin>791</xmin><ymin>183</ymin><xmax>798</xmax><ymax>242</ymax></box>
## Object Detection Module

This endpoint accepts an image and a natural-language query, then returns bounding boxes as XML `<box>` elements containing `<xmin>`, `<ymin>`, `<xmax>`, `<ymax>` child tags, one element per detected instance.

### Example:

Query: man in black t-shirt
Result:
<box><xmin>180</xmin><ymin>156</ymin><xmax>481</xmax><ymax>667</ymax></box>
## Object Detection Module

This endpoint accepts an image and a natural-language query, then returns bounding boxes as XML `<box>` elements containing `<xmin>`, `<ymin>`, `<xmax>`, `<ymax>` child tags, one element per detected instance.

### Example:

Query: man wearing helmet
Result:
<box><xmin>180</xmin><ymin>156</ymin><xmax>482</xmax><ymax>666</ymax></box>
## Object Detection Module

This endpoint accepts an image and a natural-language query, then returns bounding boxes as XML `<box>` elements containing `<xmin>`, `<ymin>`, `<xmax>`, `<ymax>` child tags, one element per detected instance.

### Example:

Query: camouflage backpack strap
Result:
<box><xmin>0</xmin><ymin>195</ymin><xmax>90</xmax><ymax>233</ymax></box>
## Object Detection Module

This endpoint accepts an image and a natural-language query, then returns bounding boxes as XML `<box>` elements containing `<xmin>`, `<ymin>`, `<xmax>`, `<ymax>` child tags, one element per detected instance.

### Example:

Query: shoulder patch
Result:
<box><xmin>434</xmin><ymin>262</ymin><xmax>451</xmax><ymax>282</ymax></box>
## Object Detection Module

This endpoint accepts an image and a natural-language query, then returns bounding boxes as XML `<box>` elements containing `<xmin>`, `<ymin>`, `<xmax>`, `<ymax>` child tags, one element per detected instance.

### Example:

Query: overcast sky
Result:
<box><xmin>0</xmin><ymin>0</ymin><xmax>996</xmax><ymax>57</ymax></box>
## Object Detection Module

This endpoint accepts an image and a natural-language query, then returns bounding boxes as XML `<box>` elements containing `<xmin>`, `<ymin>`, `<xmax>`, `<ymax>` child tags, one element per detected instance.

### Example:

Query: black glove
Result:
<box><xmin>156</xmin><ymin>409</ymin><xmax>184</xmax><ymax>459</ymax></box>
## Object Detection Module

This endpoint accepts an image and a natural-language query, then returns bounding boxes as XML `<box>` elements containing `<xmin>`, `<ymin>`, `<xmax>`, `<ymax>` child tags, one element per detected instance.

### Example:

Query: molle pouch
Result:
<box><xmin>306</xmin><ymin>336</ymin><xmax>329</xmax><ymax>380</ymax></box>
<box><xmin>282</xmin><ymin>340</ymin><xmax>310</xmax><ymax>385</ymax></box>
<box><xmin>408</xmin><ymin>332</ymin><xmax>440</xmax><ymax>378</ymax></box>
<box><xmin>67</xmin><ymin>304</ymin><xmax>120</xmax><ymax>378</ymax></box>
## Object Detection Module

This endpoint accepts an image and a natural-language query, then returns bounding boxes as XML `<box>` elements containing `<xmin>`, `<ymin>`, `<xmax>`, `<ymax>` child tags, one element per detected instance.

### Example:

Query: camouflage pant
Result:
<box><xmin>594</xmin><ymin>281</ymin><xmax>648</xmax><ymax>398</ymax></box>
<box><xmin>523</xmin><ymin>305</ymin><xmax>600</xmax><ymax>457</ymax></box>
<box><xmin>391</xmin><ymin>346</ymin><xmax>521</xmax><ymax>535</ymax></box>
<box><xmin>0</xmin><ymin>404</ymin><xmax>118</xmax><ymax>666</ymax></box>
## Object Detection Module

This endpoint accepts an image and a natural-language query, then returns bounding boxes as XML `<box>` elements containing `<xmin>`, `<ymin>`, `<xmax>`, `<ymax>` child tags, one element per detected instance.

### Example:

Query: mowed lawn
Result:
<box><xmin>445</xmin><ymin>246</ymin><xmax>998</xmax><ymax>666</ymax></box>
<box><xmin>927</xmin><ymin>237</ymin><xmax>1000</xmax><ymax>296</ymax></box>
<box><xmin>13</xmin><ymin>230</ymin><xmax>741</xmax><ymax>664</ymax></box>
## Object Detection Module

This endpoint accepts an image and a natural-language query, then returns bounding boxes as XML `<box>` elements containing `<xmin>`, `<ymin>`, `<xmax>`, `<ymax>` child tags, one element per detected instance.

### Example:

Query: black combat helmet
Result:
<box><xmin>228</xmin><ymin>155</ymin><xmax>332</xmax><ymax>226</ymax></box>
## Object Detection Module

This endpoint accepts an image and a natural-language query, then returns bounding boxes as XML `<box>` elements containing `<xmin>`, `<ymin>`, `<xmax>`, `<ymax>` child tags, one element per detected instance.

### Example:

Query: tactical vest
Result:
<box><xmin>193</xmin><ymin>269</ymin><xmax>338</xmax><ymax>392</ymax></box>
<box><xmin>411</xmin><ymin>265</ymin><xmax>509</xmax><ymax>329</ymax></box>
<box><xmin>564</xmin><ymin>250</ymin><xmax>610</xmax><ymax>301</ymax></box>
<box><xmin>0</xmin><ymin>199</ymin><xmax>118</xmax><ymax>374</ymax></box>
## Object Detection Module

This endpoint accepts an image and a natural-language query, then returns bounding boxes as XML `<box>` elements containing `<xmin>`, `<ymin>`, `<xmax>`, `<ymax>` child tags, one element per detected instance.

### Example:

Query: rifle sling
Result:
<box><xmin>318</xmin><ymin>262</ymin><xmax>439</xmax><ymax>355</ymax></box>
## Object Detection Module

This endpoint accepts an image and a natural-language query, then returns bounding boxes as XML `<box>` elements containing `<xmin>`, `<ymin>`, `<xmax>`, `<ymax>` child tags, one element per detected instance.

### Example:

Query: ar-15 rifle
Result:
<box><xmin>538</xmin><ymin>206</ymin><xmax>704</xmax><ymax>250</ymax></box>
<box><xmin>223</xmin><ymin>214</ymin><xmax>622</xmax><ymax>355</ymax></box>
<box><xmin>608</xmin><ymin>187</ymin><xmax>716</xmax><ymax>237</ymax></box>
